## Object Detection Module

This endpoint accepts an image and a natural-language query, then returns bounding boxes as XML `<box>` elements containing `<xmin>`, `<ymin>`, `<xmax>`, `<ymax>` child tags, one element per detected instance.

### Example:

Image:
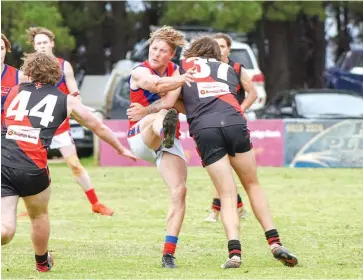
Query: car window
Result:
<box><xmin>295</xmin><ymin>93</ymin><xmax>363</xmax><ymax>117</ymax></box>
<box><xmin>229</xmin><ymin>49</ymin><xmax>254</xmax><ymax>69</ymax></box>
<box><xmin>336</xmin><ymin>52</ymin><xmax>347</xmax><ymax>68</ymax></box>
<box><xmin>341</xmin><ymin>51</ymin><xmax>363</xmax><ymax>71</ymax></box>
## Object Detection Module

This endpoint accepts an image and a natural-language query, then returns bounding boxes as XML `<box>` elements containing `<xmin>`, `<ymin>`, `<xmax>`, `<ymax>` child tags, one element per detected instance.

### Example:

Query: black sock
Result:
<box><xmin>35</xmin><ymin>252</ymin><xmax>48</xmax><ymax>263</ymax></box>
<box><xmin>228</xmin><ymin>240</ymin><xmax>241</xmax><ymax>258</ymax></box>
<box><xmin>237</xmin><ymin>194</ymin><xmax>242</xmax><ymax>204</ymax></box>
<box><xmin>265</xmin><ymin>229</ymin><xmax>282</xmax><ymax>246</ymax></box>
<box><xmin>212</xmin><ymin>198</ymin><xmax>221</xmax><ymax>211</ymax></box>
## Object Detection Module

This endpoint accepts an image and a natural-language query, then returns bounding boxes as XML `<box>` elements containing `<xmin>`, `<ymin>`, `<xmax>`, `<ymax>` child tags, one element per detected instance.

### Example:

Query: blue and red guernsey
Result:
<box><xmin>55</xmin><ymin>57</ymin><xmax>71</xmax><ymax>135</ymax></box>
<box><xmin>128</xmin><ymin>60</ymin><xmax>181</xmax><ymax>138</ymax></box>
<box><xmin>1</xmin><ymin>64</ymin><xmax>19</xmax><ymax>125</ymax></box>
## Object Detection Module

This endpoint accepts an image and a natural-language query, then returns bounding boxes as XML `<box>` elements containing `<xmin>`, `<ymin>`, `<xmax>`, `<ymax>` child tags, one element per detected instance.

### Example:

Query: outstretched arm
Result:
<box><xmin>67</xmin><ymin>95</ymin><xmax>137</xmax><ymax>160</ymax></box>
<box><xmin>130</xmin><ymin>66</ymin><xmax>195</xmax><ymax>94</ymax></box>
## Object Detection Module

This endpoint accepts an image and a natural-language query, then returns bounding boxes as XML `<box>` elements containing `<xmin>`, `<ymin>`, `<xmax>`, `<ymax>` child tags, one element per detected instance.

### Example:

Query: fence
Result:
<box><xmin>98</xmin><ymin>119</ymin><xmax>363</xmax><ymax>168</ymax></box>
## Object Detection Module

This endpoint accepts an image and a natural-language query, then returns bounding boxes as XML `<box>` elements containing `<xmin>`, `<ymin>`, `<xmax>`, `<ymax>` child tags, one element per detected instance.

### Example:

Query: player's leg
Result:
<box><xmin>1</xmin><ymin>196</ymin><xmax>19</xmax><ymax>245</ymax></box>
<box><xmin>194</xmin><ymin>127</ymin><xmax>242</xmax><ymax>269</ymax></box>
<box><xmin>57</xmin><ymin>132</ymin><xmax>113</xmax><ymax>216</ymax></box>
<box><xmin>158</xmin><ymin>152</ymin><xmax>187</xmax><ymax>268</ymax></box>
<box><xmin>205</xmin><ymin>155</ymin><xmax>242</xmax><ymax>269</ymax></box>
<box><xmin>230</xmin><ymin>146</ymin><xmax>298</xmax><ymax>267</ymax></box>
<box><xmin>23</xmin><ymin>186</ymin><xmax>54</xmax><ymax>272</ymax></box>
<box><xmin>1</xmin><ymin>166</ymin><xmax>19</xmax><ymax>245</ymax></box>
<box><xmin>205</xmin><ymin>188</ymin><xmax>248</xmax><ymax>222</ymax></box>
<box><xmin>139</xmin><ymin>109</ymin><xmax>178</xmax><ymax>151</ymax></box>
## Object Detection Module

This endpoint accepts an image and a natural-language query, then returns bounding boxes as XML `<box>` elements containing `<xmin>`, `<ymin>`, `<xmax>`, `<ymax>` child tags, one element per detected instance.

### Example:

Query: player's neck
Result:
<box><xmin>153</xmin><ymin>65</ymin><xmax>168</xmax><ymax>77</ymax></box>
<box><xmin>223</xmin><ymin>57</ymin><xmax>229</xmax><ymax>64</ymax></box>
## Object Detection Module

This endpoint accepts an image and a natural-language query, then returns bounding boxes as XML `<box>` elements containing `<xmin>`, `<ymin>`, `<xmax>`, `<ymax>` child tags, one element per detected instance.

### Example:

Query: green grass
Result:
<box><xmin>2</xmin><ymin>162</ymin><xmax>363</xmax><ymax>279</ymax></box>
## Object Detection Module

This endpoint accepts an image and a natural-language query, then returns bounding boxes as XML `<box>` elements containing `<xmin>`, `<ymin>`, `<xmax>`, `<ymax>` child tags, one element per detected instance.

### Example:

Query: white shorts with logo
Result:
<box><xmin>127</xmin><ymin>119</ymin><xmax>186</xmax><ymax>168</ymax></box>
<box><xmin>50</xmin><ymin>131</ymin><xmax>74</xmax><ymax>149</ymax></box>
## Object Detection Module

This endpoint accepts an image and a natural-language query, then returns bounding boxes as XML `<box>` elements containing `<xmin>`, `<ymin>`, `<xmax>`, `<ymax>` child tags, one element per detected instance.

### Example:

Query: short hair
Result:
<box><xmin>1</xmin><ymin>33</ymin><xmax>11</xmax><ymax>52</ymax></box>
<box><xmin>27</xmin><ymin>27</ymin><xmax>55</xmax><ymax>45</ymax></box>
<box><xmin>213</xmin><ymin>33</ymin><xmax>232</xmax><ymax>48</ymax></box>
<box><xmin>21</xmin><ymin>52</ymin><xmax>62</xmax><ymax>85</ymax></box>
<box><xmin>183</xmin><ymin>36</ymin><xmax>221</xmax><ymax>61</ymax></box>
<box><xmin>149</xmin><ymin>26</ymin><xmax>185</xmax><ymax>52</ymax></box>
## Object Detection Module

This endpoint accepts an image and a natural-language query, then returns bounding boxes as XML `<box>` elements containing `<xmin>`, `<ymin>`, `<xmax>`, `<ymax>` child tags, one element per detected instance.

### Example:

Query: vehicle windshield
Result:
<box><xmin>229</xmin><ymin>49</ymin><xmax>254</xmax><ymax>69</ymax></box>
<box><xmin>295</xmin><ymin>93</ymin><xmax>363</xmax><ymax>118</ymax></box>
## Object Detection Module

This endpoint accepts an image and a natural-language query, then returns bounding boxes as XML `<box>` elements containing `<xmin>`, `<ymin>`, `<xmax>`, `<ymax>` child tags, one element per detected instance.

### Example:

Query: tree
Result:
<box><xmin>161</xmin><ymin>1</ymin><xmax>262</xmax><ymax>33</ymax></box>
<box><xmin>2</xmin><ymin>1</ymin><xmax>75</xmax><ymax>53</ymax></box>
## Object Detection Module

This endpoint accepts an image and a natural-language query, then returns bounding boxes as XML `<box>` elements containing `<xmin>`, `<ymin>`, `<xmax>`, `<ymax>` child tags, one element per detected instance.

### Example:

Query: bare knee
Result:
<box><xmin>1</xmin><ymin>224</ymin><xmax>16</xmax><ymax>245</ymax></box>
<box><xmin>170</xmin><ymin>182</ymin><xmax>187</xmax><ymax>204</ymax></box>
<box><xmin>65</xmin><ymin>155</ymin><xmax>85</xmax><ymax>177</ymax></box>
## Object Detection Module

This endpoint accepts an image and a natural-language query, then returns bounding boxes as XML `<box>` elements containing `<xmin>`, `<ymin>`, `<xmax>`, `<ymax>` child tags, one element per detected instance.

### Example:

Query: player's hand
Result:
<box><xmin>183</xmin><ymin>66</ymin><xmax>197</xmax><ymax>87</ymax></box>
<box><xmin>127</xmin><ymin>103</ymin><xmax>147</xmax><ymax>122</ymax></box>
<box><xmin>118</xmin><ymin>147</ymin><xmax>137</xmax><ymax>161</ymax></box>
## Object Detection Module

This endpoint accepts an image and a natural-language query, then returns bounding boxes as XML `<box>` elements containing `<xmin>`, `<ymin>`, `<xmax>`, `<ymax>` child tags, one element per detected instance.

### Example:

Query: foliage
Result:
<box><xmin>1</xmin><ymin>1</ymin><xmax>75</xmax><ymax>53</ymax></box>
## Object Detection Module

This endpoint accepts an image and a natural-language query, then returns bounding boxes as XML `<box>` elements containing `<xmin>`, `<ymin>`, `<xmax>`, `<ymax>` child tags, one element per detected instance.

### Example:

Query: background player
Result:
<box><xmin>26</xmin><ymin>27</ymin><xmax>113</xmax><ymax>215</ymax></box>
<box><xmin>1</xmin><ymin>52</ymin><xmax>136</xmax><ymax>272</ymax></box>
<box><xmin>1</xmin><ymin>33</ymin><xmax>27</xmax><ymax>122</ymax></box>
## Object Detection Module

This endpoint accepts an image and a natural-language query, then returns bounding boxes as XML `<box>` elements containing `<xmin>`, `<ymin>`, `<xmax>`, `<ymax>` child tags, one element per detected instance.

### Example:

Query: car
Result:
<box><xmin>253</xmin><ymin>89</ymin><xmax>363</xmax><ymax>119</ymax></box>
<box><xmin>104</xmin><ymin>28</ymin><xmax>267</xmax><ymax>118</ymax></box>
<box><xmin>48</xmin><ymin>106</ymin><xmax>102</xmax><ymax>158</ymax></box>
<box><xmin>324</xmin><ymin>49</ymin><xmax>363</xmax><ymax>96</ymax></box>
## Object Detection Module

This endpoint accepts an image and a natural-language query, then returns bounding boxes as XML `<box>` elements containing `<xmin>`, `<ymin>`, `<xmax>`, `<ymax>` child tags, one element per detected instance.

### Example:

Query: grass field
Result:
<box><xmin>2</xmin><ymin>159</ymin><xmax>363</xmax><ymax>279</ymax></box>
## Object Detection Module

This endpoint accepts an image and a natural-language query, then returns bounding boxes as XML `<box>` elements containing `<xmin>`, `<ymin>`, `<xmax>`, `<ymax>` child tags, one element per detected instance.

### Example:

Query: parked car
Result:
<box><xmin>324</xmin><ymin>49</ymin><xmax>363</xmax><ymax>96</ymax></box>
<box><xmin>253</xmin><ymin>89</ymin><xmax>363</xmax><ymax>119</ymax></box>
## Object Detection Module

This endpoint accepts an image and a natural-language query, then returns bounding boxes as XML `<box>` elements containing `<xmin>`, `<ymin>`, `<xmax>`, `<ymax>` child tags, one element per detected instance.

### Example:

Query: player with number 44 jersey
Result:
<box><xmin>1</xmin><ymin>52</ymin><xmax>136</xmax><ymax>272</ymax></box>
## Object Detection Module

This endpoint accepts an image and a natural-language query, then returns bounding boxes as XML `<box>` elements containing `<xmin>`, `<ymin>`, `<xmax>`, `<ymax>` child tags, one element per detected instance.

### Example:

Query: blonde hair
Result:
<box><xmin>27</xmin><ymin>27</ymin><xmax>55</xmax><ymax>45</ymax></box>
<box><xmin>21</xmin><ymin>52</ymin><xmax>62</xmax><ymax>85</ymax></box>
<box><xmin>1</xmin><ymin>33</ymin><xmax>11</xmax><ymax>52</ymax></box>
<box><xmin>149</xmin><ymin>26</ymin><xmax>185</xmax><ymax>52</ymax></box>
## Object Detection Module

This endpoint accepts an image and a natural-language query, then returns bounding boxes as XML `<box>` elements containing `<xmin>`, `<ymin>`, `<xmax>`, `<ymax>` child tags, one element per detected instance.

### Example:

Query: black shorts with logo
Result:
<box><xmin>1</xmin><ymin>165</ymin><xmax>51</xmax><ymax>197</ymax></box>
<box><xmin>192</xmin><ymin>124</ymin><xmax>253</xmax><ymax>167</ymax></box>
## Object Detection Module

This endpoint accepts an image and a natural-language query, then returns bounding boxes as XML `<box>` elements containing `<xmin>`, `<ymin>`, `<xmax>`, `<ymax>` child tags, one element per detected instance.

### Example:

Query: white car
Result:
<box><xmin>228</xmin><ymin>41</ymin><xmax>266</xmax><ymax>111</ymax></box>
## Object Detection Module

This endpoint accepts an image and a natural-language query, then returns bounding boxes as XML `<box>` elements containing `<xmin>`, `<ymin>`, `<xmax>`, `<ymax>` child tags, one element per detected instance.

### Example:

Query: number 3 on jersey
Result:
<box><xmin>6</xmin><ymin>90</ymin><xmax>57</xmax><ymax>127</ymax></box>
<box><xmin>186</xmin><ymin>57</ymin><xmax>230</xmax><ymax>81</ymax></box>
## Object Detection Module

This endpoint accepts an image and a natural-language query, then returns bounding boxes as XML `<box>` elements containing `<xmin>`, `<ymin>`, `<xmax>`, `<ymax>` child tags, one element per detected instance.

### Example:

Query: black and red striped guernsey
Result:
<box><xmin>180</xmin><ymin>57</ymin><xmax>246</xmax><ymax>135</ymax></box>
<box><xmin>1</xmin><ymin>82</ymin><xmax>68</xmax><ymax>170</ymax></box>
<box><xmin>228</xmin><ymin>59</ymin><xmax>245</xmax><ymax>104</ymax></box>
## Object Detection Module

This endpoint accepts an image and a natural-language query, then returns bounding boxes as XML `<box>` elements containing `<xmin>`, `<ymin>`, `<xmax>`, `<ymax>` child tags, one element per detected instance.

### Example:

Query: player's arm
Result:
<box><xmin>67</xmin><ymin>95</ymin><xmax>137</xmax><ymax>160</ymax></box>
<box><xmin>130</xmin><ymin>66</ymin><xmax>195</xmax><ymax>94</ymax></box>
<box><xmin>239</xmin><ymin>67</ymin><xmax>258</xmax><ymax>112</ymax></box>
<box><xmin>64</xmin><ymin>61</ymin><xmax>80</xmax><ymax>96</ymax></box>
<box><xmin>18</xmin><ymin>71</ymin><xmax>28</xmax><ymax>83</ymax></box>
<box><xmin>173</xmin><ymin>99</ymin><xmax>187</xmax><ymax>115</ymax></box>
<box><xmin>126</xmin><ymin>86</ymin><xmax>182</xmax><ymax>122</ymax></box>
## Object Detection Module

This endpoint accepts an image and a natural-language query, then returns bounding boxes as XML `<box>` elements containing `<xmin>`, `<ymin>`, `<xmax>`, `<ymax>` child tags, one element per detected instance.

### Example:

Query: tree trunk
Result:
<box><xmin>110</xmin><ymin>1</ymin><xmax>128</xmax><ymax>63</ymax></box>
<box><xmin>84</xmin><ymin>2</ymin><xmax>106</xmax><ymax>74</ymax></box>
<box><xmin>264</xmin><ymin>21</ymin><xmax>290</xmax><ymax>100</ymax></box>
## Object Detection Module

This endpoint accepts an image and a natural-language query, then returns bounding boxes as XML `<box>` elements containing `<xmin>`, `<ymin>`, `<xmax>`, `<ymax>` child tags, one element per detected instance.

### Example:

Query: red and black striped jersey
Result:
<box><xmin>55</xmin><ymin>57</ymin><xmax>71</xmax><ymax>135</ymax></box>
<box><xmin>228</xmin><ymin>59</ymin><xmax>245</xmax><ymax>105</ymax></box>
<box><xmin>180</xmin><ymin>57</ymin><xmax>246</xmax><ymax>135</ymax></box>
<box><xmin>2</xmin><ymin>82</ymin><xmax>68</xmax><ymax>170</ymax></box>
<box><xmin>1</xmin><ymin>64</ymin><xmax>19</xmax><ymax>124</ymax></box>
<box><xmin>128</xmin><ymin>60</ymin><xmax>181</xmax><ymax>138</ymax></box>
